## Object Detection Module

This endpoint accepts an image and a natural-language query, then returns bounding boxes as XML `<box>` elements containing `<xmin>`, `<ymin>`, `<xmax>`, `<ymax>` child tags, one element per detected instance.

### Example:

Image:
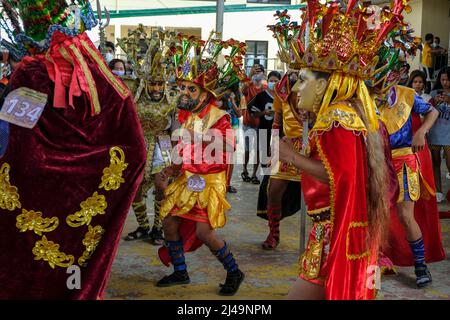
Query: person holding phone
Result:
<box><xmin>247</xmin><ymin>71</ymin><xmax>281</xmax><ymax>184</ymax></box>
<box><xmin>427</xmin><ymin>67</ymin><xmax>450</xmax><ymax>202</ymax></box>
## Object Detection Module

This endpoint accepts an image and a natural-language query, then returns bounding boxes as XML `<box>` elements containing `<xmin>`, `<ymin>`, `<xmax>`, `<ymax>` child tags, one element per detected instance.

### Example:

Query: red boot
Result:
<box><xmin>262</xmin><ymin>205</ymin><xmax>281</xmax><ymax>250</ymax></box>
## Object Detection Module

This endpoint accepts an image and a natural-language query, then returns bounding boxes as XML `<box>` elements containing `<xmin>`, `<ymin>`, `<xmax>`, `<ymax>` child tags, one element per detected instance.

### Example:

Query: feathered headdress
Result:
<box><xmin>170</xmin><ymin>31</ymin><xmax>249</xmax><ymax>98</ymax></box>
<box><xmin>0</xmin><ymin>0</ymin><xmax>97</xmax><ymax>55</ymax></box>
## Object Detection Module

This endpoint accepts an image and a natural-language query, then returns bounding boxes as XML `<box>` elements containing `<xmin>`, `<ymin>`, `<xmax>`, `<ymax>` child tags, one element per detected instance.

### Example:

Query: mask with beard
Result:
<box><xmin>148</xmin><ymin>82</ymin><xmax>165</xmax><ymax>102</ymax></box>
<box><xmin>177</xmin><ymin>94</ymin><xmax>199</xmax><ymax>111</ymax></box>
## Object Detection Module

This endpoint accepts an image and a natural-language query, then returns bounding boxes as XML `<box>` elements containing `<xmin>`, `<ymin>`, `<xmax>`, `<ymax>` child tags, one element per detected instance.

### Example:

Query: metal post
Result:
<box><xmin>299</xmin><ymin>119</ymin><xmax>309</xmax><ymax>254</ymax></box>
<box><xmin>216</xmin><ymin>0</ymin><xmax>225</xmax><ymax>39</ymax></box>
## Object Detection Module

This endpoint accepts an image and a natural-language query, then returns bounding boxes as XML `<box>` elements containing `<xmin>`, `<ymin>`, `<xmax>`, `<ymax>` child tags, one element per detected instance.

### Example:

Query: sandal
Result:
<box><xmin>124</xmin><ymin>226</ymin><xmax>150</xmax><ymax>241</ymax></box>
<box><xmin>251</xmin><ymin>176</ymin><xmax>260</xmax><ymax>185</ymax></box>
<box><xmin>241</xmin><ymin>171</ymin><xmax>251</xmax><ymax>182</ymax></box>
<box><xmin>149</xmin><ymin>227</ymin><xmax>165</xmax><ymax>246</ymax></box>
<box><xmin>227</xmin><ymin>186</ymin><xmax>238</xmax><ymax>193</ymax></box>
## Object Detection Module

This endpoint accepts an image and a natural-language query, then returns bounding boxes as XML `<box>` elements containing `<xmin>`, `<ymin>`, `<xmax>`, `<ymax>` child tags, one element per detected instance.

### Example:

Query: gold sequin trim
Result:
<box><xmin>66</xmin><ymin>192</ymin><xmax>107</xmax><ymax>227</ymax></box>
<box><xmin>78</xmin><ymin>225</ymin><xmax>105</xmax><ymax>267</ymax></box>
<box><xmin>99</xmin><ymin>147</ymin><xmax>128</xmax><ymax>191</ymax></box>
<box><xmin>16</xmin><ymin>209</ymin><xmax>59</xmax><ymax>236</ymax></box>
<box><xmin>346</xmin><ymin>221</ymin><xmax>370</xmax><ymax>260</ymax></box>
<box><xmin>32</xmin><ymin>236</ymin><xmax>75</xmax><ymax>269</ymax></box>
<box><xmin>0</xmin><ymin>163</ymin><xmax>21</xmax><ymax>211</ymax></box>
<box><xmin>69</xmin><ymin>44</ymin><xmax>101</xmax><ymax>115</ymax></box>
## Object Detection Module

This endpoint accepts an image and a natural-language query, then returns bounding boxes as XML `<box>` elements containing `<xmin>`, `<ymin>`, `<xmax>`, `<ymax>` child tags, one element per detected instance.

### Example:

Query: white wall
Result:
<box><xmin>86</xmin><ymin>9</ymin><xmax>285</xmax><ymax>72</ymax></box>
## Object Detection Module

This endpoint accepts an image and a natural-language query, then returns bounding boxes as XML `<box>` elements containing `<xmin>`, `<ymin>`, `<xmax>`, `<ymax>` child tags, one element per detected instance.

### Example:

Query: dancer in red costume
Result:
<box><xmin>157</xmin><ymin>33</ymin><xmax>248</xmax><ymax>296</ymax></box>
<box><xmin>0</xmin><ymin>1</ymin><xmax>146</xmax><ymax>299</ymax></box>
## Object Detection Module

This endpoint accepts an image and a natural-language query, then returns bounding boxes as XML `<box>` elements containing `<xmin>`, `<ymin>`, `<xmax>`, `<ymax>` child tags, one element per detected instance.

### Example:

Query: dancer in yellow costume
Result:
<box><xmin>156</xmin><ymin>33</ymin><xmax>248</xmax><ymax>296</ymax></box>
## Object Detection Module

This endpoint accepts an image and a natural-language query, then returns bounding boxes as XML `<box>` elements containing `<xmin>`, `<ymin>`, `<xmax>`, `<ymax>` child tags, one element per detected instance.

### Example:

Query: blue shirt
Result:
<box><xmin>428</xmin><ymin>90</ymin><xmax>450</xmax><ymax>146</ymax></box>
<box><xmin>390</xmin><ymin>95</ymin><xmax>432</xmax><ymax>149</ymax></box>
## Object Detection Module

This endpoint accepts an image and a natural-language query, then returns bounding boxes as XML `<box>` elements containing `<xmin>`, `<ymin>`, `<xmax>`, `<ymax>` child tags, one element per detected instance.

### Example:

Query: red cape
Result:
<box><xmin>383</xmin><ymin>113</ymin><xmax>446</xmax><ymax>266</ymax></box>
<box><xmin>318</xmin><ymin>126</ymin><xmax>377</xmax><ymax>300</ymax></box>
<box><xmin>0</xmin><ymin>36</ymin><xmax>146</xmax><ymax>299</ymax></box>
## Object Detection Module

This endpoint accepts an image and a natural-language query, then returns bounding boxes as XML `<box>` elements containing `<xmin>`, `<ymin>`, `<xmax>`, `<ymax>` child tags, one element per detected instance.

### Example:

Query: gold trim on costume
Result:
<box><xmin>66</xmin><ymin>192</ymin><xmax>107</xmax><ymax>228</ymax></box>
<box><xmin>0</xmin><ymin>163</ymin><xmax>21</xmax><ymax>211</ymax></box>
<box><xmin>78</xmin><ymin>225</ymin><xmax>105</xmax><ymax>267</ymax></box>
<box><xmin>99</xmin><ymin>147</ymin><xmax>128</xmax><ymax>191</ymax></box>
<box><xmin>312</xmin><ymin>103</ymin><xmax>366</xmax><ymax>135</ymax></box>
<box><xmin>68</xmin><ymin>44</ymin><xmax>101</xmax><ymax>115</ymax></box>
<box><xmin>307</xmin><ymin>206</ymin><xmax>331</xmax><ymax>215</ymax></box>
<box><xmin>379</xmin><ymin>86</ymin><xmax>415</xmax><ymax>135</ymax></box>
<box><xmin>16</xmin><ymin>209</ymin><xmax>59</xmax><ymax>236</ymax></box>
<box><xmin>32</xmin><ymin>236</ymin><xmax>75</xmax><ymax>269</ymax></box>
<box><xmin>391</xmin><ymin>147</ymin><xmax>413</xmax><ymax>158</ymax></box>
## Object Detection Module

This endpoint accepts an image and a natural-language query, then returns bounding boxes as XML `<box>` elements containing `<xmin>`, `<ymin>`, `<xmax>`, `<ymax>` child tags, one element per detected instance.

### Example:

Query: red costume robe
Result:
<box><xmin>159</xmin><ymin>102</ymin><xmax>234</xmax><ymax>266</ymax></box>
<box><xmin>0</xmin><ymin>32</ymin><xmax>146</xmax><ymax>299</ymax></box>
<box><xmin>301</xmin><ymin>103</ymin><xmax>377</xmax><ymax>300</ymax></box>
<box><xmin>383</xmin><ymin>113</ymin><xmax>446</xmax><ymax>266</ymax></box>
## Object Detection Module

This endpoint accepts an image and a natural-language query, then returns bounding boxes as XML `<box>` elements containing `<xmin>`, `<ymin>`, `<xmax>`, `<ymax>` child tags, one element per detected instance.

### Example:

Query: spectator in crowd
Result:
<box><xmin>98</xmin><ymin>40</ymin><xmax>116</xmax><ymax>64</ymax></box>
<box><xmin>427</xmin><ymin>67</ymin><xmax>450</xmax><ymax>202</ymax></box>
<box><xmin>398</xmin><ymin>63</ymin><xmax>410</xmax><ymax>86</ymax></box>
<box><xmin>407</xmin><ymin>70</ymin><xmax>432</xmax><ymax>102</ymax></box>
<box><xmin>108</xmin><ymin>59</ymin><xmax>126</xmax><ymax>76</ymax></box>
<box><xmin>246</xmin><ymin>70</ymin><xmax>282</xmax><ymax>184</ymax></box>
<box><xmin>422</xmin><ymin>33</ymin><xmax>446</xmax><ymax>92</ymax></box>
<box><xmin>241</xmin><ymin>63</ymin><xmax>267</xmax><ymax>183</ymax></box>
<box><xmin>217</xmin><ymin>83</ymin><xmax>243</xmax><ymax>193</ymax></box>
<box><xmin>433</xmin><ymin>36</ymin><xmax>448</xmax><ymax>73</ymax></box>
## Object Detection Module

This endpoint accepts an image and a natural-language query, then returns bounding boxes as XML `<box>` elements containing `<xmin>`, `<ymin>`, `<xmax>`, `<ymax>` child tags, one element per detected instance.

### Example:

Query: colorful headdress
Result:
<box><xmin>269</xmin><ymin>1</ymin><xmax>413</xmax><ymax>131</ymax></box>
<box><xmin>117</xmin><ymin>24</ymin><xmax>177</xmax><ymax>83</ymax></box>
<box><xmin>269</xmin><ymin>1</ymin><xmax>412</xmax><ymax>79</ymax></box>
<box><xmin>369</xmin><ymin>25</ymin><xmax>421</xmax><ymax>94</ymax></box>
<box><xmin>170</xmin><ymin>31</ymin><xmax>248</xmax><ymax>98</ymax></box>
<box><xmin>0</xmin><ymin>0</ymin><xmax>97</xmax><ymax>55</ymax></box>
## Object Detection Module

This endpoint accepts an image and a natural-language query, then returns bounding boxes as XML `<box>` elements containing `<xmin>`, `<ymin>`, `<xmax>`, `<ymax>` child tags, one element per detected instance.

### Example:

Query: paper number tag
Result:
<box><xmin>158</xmin><ymin>134</ymin><xmax>172</xmax><ymax>152</ymax></box>
<box><xmin>0</xmin><ymin>87</ymin><xmax>48</xmax><ymax>129</ymax></box>
<box><xmin>187</xmin><ymin>175</ymin><xmax>206</xmax><ymax>192</ymax></box>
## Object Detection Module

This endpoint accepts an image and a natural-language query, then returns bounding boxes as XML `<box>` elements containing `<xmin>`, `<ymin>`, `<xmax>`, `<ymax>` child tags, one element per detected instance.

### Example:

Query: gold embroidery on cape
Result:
<box><xmin>32</xmin><ymin>236</ymin><xmax>75</xmax><ymax>269</ymax></box>
<box><xmin>99</xmin><ymin>147</ymin><xmax>128</xmax><ymax>191</ymax></box>
<box><xmin>300</xmin><ymin>224</ymin><xmax>325</xmax><ymax>279</ymax></box>
<box><xmin>66</xmin><ymin>192</ymin><xmax>107</xmax><ymax>227</ymax></box>
<box><xmin>346</xmin><ymin>221</ymin><xmax>370</xmax><ymax>260</ymax></box>
<box><xmin>16</xmin><ymin>209</ymin><xmax>59</xmax><ymax>235</ymax></box>
<box><xmin>312</xmin><ymin>104</ymin><xmax>366</xmax><ymax>134</ymax></box>
<box><xmin>78</xmin><ymin>225</ymin><xmax>105</xmax><ymax>267</ymax></box>
<box><xmin>0</xmin><ymin>163</ymin><xmax>21</xmax><ymax>211</ymax></box>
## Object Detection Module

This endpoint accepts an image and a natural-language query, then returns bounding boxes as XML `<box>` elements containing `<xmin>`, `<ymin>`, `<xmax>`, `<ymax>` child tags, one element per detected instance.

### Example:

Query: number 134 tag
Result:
<box><xmin>0</xmin><ymin>87</ymin><xmax>48</xmax><ymax>129</ymax></box>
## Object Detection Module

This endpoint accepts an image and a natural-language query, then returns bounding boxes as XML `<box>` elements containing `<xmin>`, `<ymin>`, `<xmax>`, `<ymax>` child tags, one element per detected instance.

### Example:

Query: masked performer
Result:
<box><xmin>0</xmin><ymin>0</ymin><xmax>146</xmax><ymax>299</ymax></box>
<box><xmin>369</xmin><ymin>30</ymin><xmax>444</xmax><ymax>287</ymax></box>
<box><xmin>117</xmin><ymin>25</ymin><xmax>177</xmax><ymax>245</ymax></box>
<box><xmin>271</xmin><ymin>1</ymin><xmax>414</xmax><ymax>300</ymax></box>
<box><xmin>256</xmin><ymin>69</ymin><xmax>303</xmax><ymax>250</ymax></box>
<box><xmin>156</xmin><ymin>33</ymin><xmax>247</xmax><ymax>296</ymax></box>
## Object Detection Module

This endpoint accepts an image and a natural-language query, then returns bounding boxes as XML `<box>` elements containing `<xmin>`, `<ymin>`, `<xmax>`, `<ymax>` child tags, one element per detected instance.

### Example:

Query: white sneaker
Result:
<box><xmin>436</xmin><ymin>192</ymin><xmax>445</xmax><ymax>203</ymax></box>
<box><xmin>446</xmin><ymin>172</ymin><xmax>450</xmax><ymax>180</ymax></box>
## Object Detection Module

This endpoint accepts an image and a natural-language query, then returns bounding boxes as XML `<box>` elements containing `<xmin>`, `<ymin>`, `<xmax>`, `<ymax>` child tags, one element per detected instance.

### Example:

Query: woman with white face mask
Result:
<box><xmin>108</xmin><ymin>59</ymin><xmax>126</xmax><ymax>77</ymax></box>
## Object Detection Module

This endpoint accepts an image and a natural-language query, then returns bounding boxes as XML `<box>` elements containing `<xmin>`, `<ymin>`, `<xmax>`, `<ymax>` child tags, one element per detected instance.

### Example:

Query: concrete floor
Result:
<box><xmin>105</xmin><ymin>162</ymin><xmax>450</xmax><ymax>300</ymax></box>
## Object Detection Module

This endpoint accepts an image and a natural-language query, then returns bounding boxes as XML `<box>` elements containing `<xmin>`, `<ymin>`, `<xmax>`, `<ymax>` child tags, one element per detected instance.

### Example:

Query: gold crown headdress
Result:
<box><xmin>269</xmin><ymin>0</ymin><xmax>412</xmax><ymax>79</ymax></box>
<box><xmin>117</xmin><ymin>24</ymin><xmax>176</xmax><ymax>82</ymax></box>
<box><xmin>269</xmin><ymin>1</ymin><xmax>413</xmax><ymax>131</ymax></box>
<box><xmin>170</xmin><ymin>31</ymin><xmax>248</xmax><ymax>98</ymax></box>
